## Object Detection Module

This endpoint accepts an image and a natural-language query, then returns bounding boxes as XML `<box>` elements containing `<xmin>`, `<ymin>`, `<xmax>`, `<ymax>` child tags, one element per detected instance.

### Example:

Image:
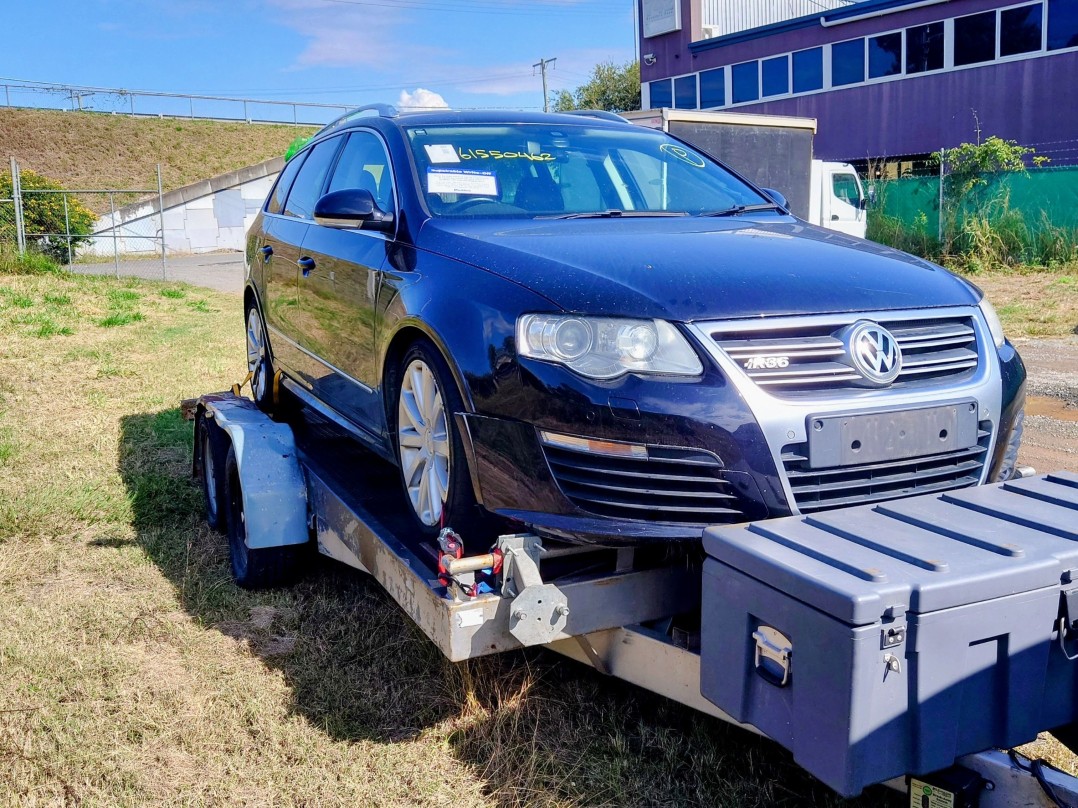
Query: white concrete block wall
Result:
<box><xmin>86</xmin><ymin>164</ymin><xmax>281</xmax><ymax>257</ymax></box>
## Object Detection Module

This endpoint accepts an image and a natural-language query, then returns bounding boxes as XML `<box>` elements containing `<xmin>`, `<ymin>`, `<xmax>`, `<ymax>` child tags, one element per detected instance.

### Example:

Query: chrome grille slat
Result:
<box><xmin>711</xmin><ymin>314</ymin><xmax>980</xmax><ymax>394</ymax></box>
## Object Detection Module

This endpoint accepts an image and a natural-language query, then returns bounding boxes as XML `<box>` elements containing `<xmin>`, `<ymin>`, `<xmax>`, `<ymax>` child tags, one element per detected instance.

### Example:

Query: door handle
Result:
<box><xmin>831</xmin><ymin>214</ymin><xmax>840</xmax><ymax>220</ymax></box>
<box><xmin>297</xmin><ymin>256</ymin><xmax>316</xmax><ymax>277</ymax></box>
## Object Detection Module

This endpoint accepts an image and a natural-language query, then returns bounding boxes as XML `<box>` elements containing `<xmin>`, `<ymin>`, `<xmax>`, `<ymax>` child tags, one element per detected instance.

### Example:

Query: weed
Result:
<box><xmin>108</xmin><ymin>289</ymin><xmax>142</xmax><ymax>304</ymax></box>
<box><xmin>0</xmin><ymin>246</ymin><xmax>66</xmax><ymax>276</ymax></box>
<box><xmin>98</xmin><ymin>311</ymin><xmax>145</xmax><ymax>328</ymax></box>
<box><xmin>160</xmin><ymin>288</ymin><xmax>187</xmax><ymax>300</ymax></box>
<box><xmin>34</xmin><ymin>319</ymin><xmax>73</xmax><ymax>339</ymax></box>
<box><xmin>186</xmin><ymin>299</ymin><xmax>211</xmax><ymax>314</ymax></box>
<box><xmin>0</xmin><ymin>426</ymin><xmax>14</xmax><ymax>464</ymax></box>
<box><xmin>11</xmin><ymin>294</ymin><xmax>34</xmax><ymax>309</ymax></box>
<box><xmin>43</xmin><ymin>292</ymin><xmax>71</xmax><ymax>306</ymax></box>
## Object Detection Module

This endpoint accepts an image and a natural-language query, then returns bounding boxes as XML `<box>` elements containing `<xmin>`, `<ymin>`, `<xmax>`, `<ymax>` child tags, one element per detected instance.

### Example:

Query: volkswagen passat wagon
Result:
<box><xmin>244</xmin><ymin>107</ymin><xmax>1025</xmax><ymax>544</ymax></box>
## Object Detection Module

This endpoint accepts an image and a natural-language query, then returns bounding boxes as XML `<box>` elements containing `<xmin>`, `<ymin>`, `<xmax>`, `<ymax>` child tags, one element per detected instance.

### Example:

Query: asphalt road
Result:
<box><xmin>72</xmin><ymin>253</ymin><xmax>1077</xmax><ymax>475</ymax></box>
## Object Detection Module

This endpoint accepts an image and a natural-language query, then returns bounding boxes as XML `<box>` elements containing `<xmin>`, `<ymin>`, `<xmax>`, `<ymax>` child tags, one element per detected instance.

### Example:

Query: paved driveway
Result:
<box><xmin>71</xmin><ymin>252</ymin><xmax>244</xmax><ymax>294</ymax></box>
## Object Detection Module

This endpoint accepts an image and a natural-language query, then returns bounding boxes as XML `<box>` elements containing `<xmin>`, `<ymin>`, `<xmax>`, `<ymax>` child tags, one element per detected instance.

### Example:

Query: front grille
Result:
<box><xmin>543</xmin><ymin>442</ymin><xmax>757</xmax><ymax>525</ymax></box>
<box><xmin>711</xmin><ymin>315</ymin><xmax>979</xmax><ymax>394</ymax></box>
<box><xmin>782</xmin><ymin>421</ymin><xmax>992</xmax><ymax>512</ymax></box>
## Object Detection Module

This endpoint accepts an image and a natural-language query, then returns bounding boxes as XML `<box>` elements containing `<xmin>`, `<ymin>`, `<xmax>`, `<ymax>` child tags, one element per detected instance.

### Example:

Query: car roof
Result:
<box><xmin>312</xmin><ymin>106</ymin><xmax>632</xmax><ymax>142</ymax></box>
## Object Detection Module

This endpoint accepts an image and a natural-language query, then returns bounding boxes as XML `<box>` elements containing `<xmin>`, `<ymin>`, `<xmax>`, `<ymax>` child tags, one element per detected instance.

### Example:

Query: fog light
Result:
<box><xmin>540</xmin><ymin>431</ymin><xmax>648</xmax><ymax>459</ymax></box>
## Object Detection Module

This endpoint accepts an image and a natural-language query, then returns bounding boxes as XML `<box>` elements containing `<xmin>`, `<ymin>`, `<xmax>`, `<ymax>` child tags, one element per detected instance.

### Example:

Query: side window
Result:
<box><xmin>267</xmin><ymin>151</ymin><xmax>307</xmax><ymax>215</ymax></box>
<box><xmin>283</xmin><ymin>137</ymin><xmax>342</xmax><ymax>220</ymax></box>
<box><xmin>832</xmin><ymin>173</ymin><xmax>861</xmax><ymax>206</ymax></box>
<box><xmin>327</xmin><ymin>130</ymin><xmax>395</xmax><ymax>212</ymax></box>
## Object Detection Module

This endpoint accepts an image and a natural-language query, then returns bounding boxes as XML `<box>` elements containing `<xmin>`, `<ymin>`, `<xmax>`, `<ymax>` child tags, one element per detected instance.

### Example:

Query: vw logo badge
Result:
<box><xmin>843</xmin><ymin>321</ymin><xmax>902</xmax><ymax>385</ymax></box>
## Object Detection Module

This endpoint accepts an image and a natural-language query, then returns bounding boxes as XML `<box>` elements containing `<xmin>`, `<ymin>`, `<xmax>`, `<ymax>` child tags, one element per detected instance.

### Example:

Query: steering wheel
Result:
<box><xmin>445</xmin><ymin>197</ymin><xmax>499</xmax><ymax>213</ymax></box>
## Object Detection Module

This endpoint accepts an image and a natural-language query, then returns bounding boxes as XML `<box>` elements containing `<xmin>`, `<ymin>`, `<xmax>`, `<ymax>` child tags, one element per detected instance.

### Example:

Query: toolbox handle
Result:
<box><xmin>753</xmin><ymin>626</ymin><xmax>792</xmax><ymax>687</ymax></box>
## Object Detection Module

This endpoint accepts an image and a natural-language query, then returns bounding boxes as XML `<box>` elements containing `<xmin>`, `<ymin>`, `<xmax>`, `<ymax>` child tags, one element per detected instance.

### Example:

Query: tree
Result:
<box><xmin>551</xmin><ymin>60</ymin><xmax>640</xmax><ymax>113</ymax></box>
<box><xmin>0</xmin><ymin>169</ymin><xmax>97</xmax><ymax>262</ymax></box>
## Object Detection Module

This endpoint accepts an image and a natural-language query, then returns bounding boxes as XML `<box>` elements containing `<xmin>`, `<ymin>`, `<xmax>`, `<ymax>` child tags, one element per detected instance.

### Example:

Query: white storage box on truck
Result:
<box><xmin>622</xmin><ymin>108</ymin><xmax>867</xmax><ymax>238</ymax></box>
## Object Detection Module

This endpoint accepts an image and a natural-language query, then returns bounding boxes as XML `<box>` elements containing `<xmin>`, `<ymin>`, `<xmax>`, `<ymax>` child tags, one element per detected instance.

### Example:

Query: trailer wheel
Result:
<box><xmin>223</xmin><ymin>444</ymin><xmax>304</xmax><ymax>589</ymax></box>
<box><xmin>196</xmin><ymin>412</ymin><xmax>227</xmax><ymax>531</ymax></box>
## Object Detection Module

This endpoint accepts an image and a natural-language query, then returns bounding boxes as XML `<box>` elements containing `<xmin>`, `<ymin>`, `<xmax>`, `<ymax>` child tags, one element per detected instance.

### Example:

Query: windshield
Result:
<box><xmin>404</xmin><ymin>123</ymin><xmax>773</xmax><ymax>218</ymax></box>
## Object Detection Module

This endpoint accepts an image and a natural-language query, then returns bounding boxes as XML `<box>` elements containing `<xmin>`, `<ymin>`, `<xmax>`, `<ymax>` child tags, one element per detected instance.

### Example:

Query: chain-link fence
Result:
<box><xmin>867</xmin><ymin>164</ymin><xmax>1078</xmax><ymax>265</ymax></box>
<box><xmin>3</xmin><ymin>157</ymin><xmax>167</xmax><ymax>277</ymax></box>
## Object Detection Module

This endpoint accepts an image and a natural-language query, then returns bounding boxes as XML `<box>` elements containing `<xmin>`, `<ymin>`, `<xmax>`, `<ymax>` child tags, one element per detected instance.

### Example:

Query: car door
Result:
<box><xmin>825</xmin><ymin>169</ymin><xmax>866</xmax><ymax>238</ymax></box>
<box><xmin>299</xmin><ymin>129</ymin><xmax>394</xmax><ymax>432</ymax></box>
<box><xmin>267</xmin><ymin>135</ymin><xmax>346</xmax><ymax>383</ymax></box>
<box><xmin>258</xmin><ymin>149</ymin><xmax>308</xmax><ymax>361</ymax></box>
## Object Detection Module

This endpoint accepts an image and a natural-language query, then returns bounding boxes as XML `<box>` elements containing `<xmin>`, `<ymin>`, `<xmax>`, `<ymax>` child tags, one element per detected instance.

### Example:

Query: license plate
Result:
<box><xmin>807</xmin><ymin>402</ymin><xmax>978</xmax><ymax>469</ymax></box>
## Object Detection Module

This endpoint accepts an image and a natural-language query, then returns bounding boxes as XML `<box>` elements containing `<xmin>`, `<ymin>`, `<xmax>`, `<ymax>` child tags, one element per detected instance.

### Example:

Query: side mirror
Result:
<box><xmin>760</xmin><ymin>188</ymin><xmax>789</xmax><ymax>211</ymax></box>
<box><xmin>314</xmin><ymin>188</ymin><xmax>394</xmax><ymax>233</ymax></box>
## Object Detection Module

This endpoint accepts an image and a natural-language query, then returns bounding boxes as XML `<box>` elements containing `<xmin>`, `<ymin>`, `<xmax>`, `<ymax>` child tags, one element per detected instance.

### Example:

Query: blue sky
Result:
<box><xmin>4</xmin><ymin>0</ymin><xmax>637</xmax><ymax>116</ymax></box>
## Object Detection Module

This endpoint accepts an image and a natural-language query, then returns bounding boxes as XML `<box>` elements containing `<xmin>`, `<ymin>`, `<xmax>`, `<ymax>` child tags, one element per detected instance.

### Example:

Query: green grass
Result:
<box><xmin>186</xmin><ymin>299</ymin><xmax>212</xmax><ymax>313</ymax></box>
<box><xmin>33</xmin><ymin>319</ymin><xmax>73</xmax><ymax>338</ymax></box>
<box><xmin>43</xmin><ymin>292</ymin><xmax>71</xmax><ymax>305</ymax></box>
<box><xmin>160</xmin><ymin>288</ymin><xmax>187</xmax><ymax>299</ymax></box>
<box><xmin>107</xmin><ymin>289</ymin><xmax>142</xmax><ymax>304</ymax></box>
<box><xmin>98</xmin><ymin>310</ymin><xmax>145</xmax><ymax>328</ymax></box>
<box><xmin>0</xmin><ymin>272</ymin><xmax>912</xmax><ymax>807</ymax></box>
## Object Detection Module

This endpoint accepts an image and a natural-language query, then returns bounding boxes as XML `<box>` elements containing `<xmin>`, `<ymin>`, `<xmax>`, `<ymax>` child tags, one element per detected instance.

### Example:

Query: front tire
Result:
<box><xmin>393</xmin><ymin>342</ymin><xmax>484</xmax><ymax>539</ymax></box>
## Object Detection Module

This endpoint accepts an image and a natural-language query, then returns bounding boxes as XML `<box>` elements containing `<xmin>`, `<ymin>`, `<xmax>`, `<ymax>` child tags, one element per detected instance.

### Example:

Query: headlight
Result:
<box><xmin>517</xmin><ymin>314</ymin><xmax>703</xmax><ymax>379</ymax></box>
<box><xmin>978</xmin><ymin>298</ymin><xmax>1006</xmax><ymax>349</ymax></box>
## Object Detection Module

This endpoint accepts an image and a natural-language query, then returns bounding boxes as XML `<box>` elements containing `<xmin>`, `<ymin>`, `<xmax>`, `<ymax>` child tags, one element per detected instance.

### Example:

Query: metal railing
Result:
<box><xmin>1</xmin><ymin>77</ymin><xmax>356</xmax><ymax>127</ymax></box>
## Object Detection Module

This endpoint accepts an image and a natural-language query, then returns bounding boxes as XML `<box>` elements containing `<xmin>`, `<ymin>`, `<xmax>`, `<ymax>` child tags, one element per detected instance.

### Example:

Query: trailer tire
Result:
<box><xmin>196</xmin><ymin>412</ymin><xmax>228</xmax><ymax>532</ymax></box>
<box><xmin>223</xmin><ymin>444</ymin><xmax>304</xmax><ymax>589</ymax></box>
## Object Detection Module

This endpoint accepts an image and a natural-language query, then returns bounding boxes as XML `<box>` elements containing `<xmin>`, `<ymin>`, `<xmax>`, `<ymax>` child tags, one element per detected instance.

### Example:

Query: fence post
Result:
<box><xmin>11</xmin><ymin>157</ymin><xmax>26</xmax><ymax>255</ymax></box>
<box><xmin>937</xmin><ymin>149</ymin><xmax>945</xmax><ymax>248</ymax></box>
<box><xmin>157</xmin><ymin>163</ymin><xmax>166</xmax><ymax>279</ymax></box>
<box><xmin>110</xmin><ymin>192</ymin><xmax>118</xmax><ymax>277</ymax></box>
<box><xmin>63</xmin><ymin>193</ymin><xmax>72</xmax><ymax>267</ymax></box>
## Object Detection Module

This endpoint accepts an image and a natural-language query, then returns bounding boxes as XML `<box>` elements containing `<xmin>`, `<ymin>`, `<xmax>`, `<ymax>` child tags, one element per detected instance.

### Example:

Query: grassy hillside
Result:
<box><xmin>0</xmin><ymin>108</ymin><xmax>315</xmax><ymax>212</ymax></box>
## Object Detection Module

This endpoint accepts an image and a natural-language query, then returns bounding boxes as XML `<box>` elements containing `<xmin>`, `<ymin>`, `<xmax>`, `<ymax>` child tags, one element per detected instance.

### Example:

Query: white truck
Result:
<box><xmin>622</xmin><ymin>108</ymin><xmax>867</xmax><ymax>238</ymax></box>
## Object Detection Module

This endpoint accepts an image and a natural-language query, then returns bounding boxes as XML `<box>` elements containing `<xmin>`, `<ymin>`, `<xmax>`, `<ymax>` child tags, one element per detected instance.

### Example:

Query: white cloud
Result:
<box><xmin>397</xmin><ymin>88</ymin><xmax>449</xmax><ymax>110</ymax></box>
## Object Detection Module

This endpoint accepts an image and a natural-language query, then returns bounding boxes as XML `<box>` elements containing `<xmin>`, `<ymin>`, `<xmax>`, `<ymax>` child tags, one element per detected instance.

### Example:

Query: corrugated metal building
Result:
<box><xmin>638</xmin><ymin>0</ymin><xmax>1078</xmax><ymax>166</ymax></box>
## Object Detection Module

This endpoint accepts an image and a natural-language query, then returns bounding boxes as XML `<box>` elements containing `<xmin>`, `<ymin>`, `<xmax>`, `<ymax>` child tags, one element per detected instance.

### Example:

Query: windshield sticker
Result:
<box><xmin>424</xmin><ymin>144</ymin><xmax>461</xmax><ymax>164</ymax></box>
<box><xmin>659</xmin><ymin>143</ymin><xmax>707</xmax><ymax>168</ymax></box>
<box><xmin>458</xmin><ymin>147</ymin><xmax>554</xmax><ymax>162</ymax></box>
<box><xmin>427</xmin><ymin>168</ymin><xmax>499</xmax><ymax>196</ymax></box>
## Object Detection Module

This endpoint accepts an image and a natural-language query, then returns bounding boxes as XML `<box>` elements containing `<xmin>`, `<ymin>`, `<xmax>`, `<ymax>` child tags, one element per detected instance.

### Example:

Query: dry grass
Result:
<box><xmin>0</xmin><ymin>271</ymin><xmax>899</xmax><ymax>806</ymax></box>
<box><xmin>968</xmin><ymin>266</ymin><xmax>1078</xmax><ymax>338</ymax></box>
<box><xmin>1</xmin><ymin>108</ymin><xmax>314</xmax><ymax>213</ymax></box>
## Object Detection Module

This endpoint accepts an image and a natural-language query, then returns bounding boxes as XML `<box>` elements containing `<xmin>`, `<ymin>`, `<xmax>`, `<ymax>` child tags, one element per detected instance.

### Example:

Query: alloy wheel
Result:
<box><xmin>397</xmin><ymin>358</ymin><xmax>451</xmax><ymax>526</ymax></box>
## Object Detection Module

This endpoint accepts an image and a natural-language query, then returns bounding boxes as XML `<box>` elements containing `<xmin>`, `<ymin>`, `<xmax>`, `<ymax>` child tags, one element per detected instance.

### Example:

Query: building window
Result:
<box><xmin>1048</xmin><ymin>0</ymin><xmax>1078</xmax><ymax>50</ymax></box>
<box><xmin>732</xmin><ymin>61</ymin><xmax>759</xmax><ymax>103</ymax></box>
<box><xmin>868</xmin><ymin>31</ymin><xmax>903</xmax><ymax>78</ymax></box>
<box><xmin>792</xmin><ymin>47</ymin><xmax>823</xmax><ymax>92</ymax></box>
<box><xmin>906</xmin><ymin>21</ymin><xmax>944</xmax><ymax>73</ymax></box>
<box><xmin>954</xmin><ymin>11</ymin><xmax>996</xmax><ymax>65</ymax></box>
<box><xmin>832</xmin><ymin>38</ymin><xmax>865</xmax><ymax>86</ymax></box>
<box><xmin>674</xmin><ymin>75</ymin><xmax>697</xmax><ymax>109</ymax></box>
<box><xmin>649</xmin><ymin>79</ymin><xmax>673</xmax><ymax>108</ymax></box>
<box><xmin>1001</xmin><ymin>3</ymin><xmax>1043</xmax><ymax>56</ymax></box>
<box><xmin>762</xmin><ymin>55</ymin><xmax>789</xmax><ymax>96</ymax></box>
<box><xmin>699</xmin><ymin>67</ymin><xmax>725</xmax><ymax>108</ymax></box>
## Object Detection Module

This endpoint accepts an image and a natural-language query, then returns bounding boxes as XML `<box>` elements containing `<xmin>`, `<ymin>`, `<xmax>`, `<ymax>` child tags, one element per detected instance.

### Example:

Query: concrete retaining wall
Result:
<box><xmin>88</xmin><ymin>157</ymin><xmax>283</xmax><ymax>256</ymax></box>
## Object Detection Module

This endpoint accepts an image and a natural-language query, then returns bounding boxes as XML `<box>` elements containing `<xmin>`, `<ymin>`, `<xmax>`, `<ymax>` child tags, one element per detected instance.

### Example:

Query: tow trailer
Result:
<box><xmin>189</xmin><ymin>390</ymin><xmax>1078</xmax><ymax>806</ymax></box>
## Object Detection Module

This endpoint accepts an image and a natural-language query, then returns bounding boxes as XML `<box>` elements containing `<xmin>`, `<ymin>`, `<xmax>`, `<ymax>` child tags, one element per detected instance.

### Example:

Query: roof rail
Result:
<box><xmin>560</xmin><ymin>109</ymin><xmax>632</xmax><ymax>124</ymax></box>
<box><xmin>316</xmin><ymin>104</ymin><xmax>399</xmax><ymax>137</ymax></box>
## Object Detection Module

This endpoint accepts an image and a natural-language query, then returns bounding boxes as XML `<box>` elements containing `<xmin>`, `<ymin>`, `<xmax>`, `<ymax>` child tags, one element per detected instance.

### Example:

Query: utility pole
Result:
<box><xmin>533</xmin><ymin>57</ymin><xmax>557</xmax><ymax>113</ymax></box>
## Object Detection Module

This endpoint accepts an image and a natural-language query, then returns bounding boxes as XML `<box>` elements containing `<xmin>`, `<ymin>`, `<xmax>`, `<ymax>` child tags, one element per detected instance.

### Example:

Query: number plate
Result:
<box><xmin>807</xmin><ymin>402</ymin><xmax>978</xmax><ymax>469</ymax></box>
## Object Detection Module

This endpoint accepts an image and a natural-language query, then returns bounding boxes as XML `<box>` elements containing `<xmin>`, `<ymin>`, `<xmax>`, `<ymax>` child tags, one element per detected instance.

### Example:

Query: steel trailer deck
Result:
<box><xmin>190</xmin><ymin>391</ymin><xmax>1078</xmax><ymax>805</ymax></box>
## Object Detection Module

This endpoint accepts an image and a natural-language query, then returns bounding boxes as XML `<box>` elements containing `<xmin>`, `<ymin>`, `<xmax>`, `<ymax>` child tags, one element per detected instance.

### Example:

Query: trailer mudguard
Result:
<box><xmin>199</xmin><ymin>394</ymin><xmax>309</xmax><ymax>549</ymax></box>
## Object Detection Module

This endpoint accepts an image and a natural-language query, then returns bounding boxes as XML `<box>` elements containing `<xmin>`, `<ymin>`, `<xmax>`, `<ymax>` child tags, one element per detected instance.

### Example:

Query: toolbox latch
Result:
<box><xmin>753</xmin><ymin>626</ymin><xmax>792</xmax><ymax>687</ymax></box>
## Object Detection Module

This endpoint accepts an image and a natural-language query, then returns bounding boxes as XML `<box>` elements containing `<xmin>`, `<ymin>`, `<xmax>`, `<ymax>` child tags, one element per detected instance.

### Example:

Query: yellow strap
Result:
<box><xmin>231</xmin><ymin>370</ymin><xmax>253</xmax><ymax>397</ymax></box>
<box><xmin>272</xmin><ymin>370</ymin><xmax>282</xmax><ymax>405</ymax></box>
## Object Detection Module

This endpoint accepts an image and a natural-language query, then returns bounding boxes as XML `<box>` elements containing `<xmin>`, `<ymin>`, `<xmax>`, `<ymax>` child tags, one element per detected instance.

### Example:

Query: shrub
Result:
<box><xmin>0</xmin><ymin>170</ymin><xmax>97</xmax><ymax>263</ymax></box>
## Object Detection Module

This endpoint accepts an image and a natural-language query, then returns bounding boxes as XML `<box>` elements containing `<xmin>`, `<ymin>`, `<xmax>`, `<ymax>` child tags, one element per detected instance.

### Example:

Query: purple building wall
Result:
<box><xmin>639</xmin><ymin>0</ymin><xmax>1078</xmax><ymax>162</ymax></box>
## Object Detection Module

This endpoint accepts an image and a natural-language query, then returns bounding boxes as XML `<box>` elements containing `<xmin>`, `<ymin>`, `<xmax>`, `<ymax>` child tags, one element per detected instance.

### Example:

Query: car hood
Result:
<box><xmin>417</xmin><ymin>216</ymin><xmax>979</xmax><ymax>321</ymax></box>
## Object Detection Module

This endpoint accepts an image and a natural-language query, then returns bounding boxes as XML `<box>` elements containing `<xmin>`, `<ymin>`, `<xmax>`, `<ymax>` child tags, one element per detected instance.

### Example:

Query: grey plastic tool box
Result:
<box><xmin>700</xmin><ymin>471</ymin><xmax>1078</xmax><ymax>797</ymax></box>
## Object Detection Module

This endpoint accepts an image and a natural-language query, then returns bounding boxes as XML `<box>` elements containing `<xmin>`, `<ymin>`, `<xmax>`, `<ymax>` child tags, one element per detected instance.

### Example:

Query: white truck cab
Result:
<box><xmin>810</xmin><ymin>160</ymin><xmax>867</xmax><ymax>239</ymax></box>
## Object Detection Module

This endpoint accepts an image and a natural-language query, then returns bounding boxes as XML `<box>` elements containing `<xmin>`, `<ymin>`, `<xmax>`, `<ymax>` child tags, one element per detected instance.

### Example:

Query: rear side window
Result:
<box><xmin>283</xmin><ymin>137</ymin><xmax>342</xmax><ymax>220</ymax></box>
<box><xmin>267</xmin><ymin>151</ymin><xmax>307</xmax><ymax>214</ymax></box>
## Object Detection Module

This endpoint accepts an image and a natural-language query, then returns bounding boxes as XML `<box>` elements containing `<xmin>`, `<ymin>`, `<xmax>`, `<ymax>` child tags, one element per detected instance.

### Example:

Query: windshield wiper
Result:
<box><xmin>701</xmin><ymin>203</ymin><xmax>785</xmax><ymax>217</ymax></box>
<box><xmin>540</xmin><ymin>209</ymin><xmax>690</xmax><ymax>220</ymax></box>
